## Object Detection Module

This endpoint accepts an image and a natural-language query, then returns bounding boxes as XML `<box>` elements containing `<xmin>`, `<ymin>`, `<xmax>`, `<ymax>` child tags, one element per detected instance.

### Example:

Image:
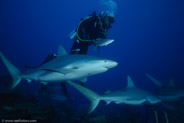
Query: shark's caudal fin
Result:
<box><xmin>67</xmin><ymin>81</ymin><xmax>101</xmax><ymax>114</ymax></box>
<box><xmin>127</xmin><ymin>75</ymin><xmax>136</xmax><ymax>88</ymax></box>
<box><xmin>145</xmin><ymin>74</ymin><xmax>163</xmax><ymax>88</ymax></box>
<box><xmin>0</xmin><ymin>51</ymin><xmax>21</xmax><ymax>89</ymax></box>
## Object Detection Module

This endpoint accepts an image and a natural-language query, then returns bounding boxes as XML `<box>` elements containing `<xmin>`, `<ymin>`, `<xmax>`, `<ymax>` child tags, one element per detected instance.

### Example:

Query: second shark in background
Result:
<box><xmin>67</xmin><ymin>75</ymin><xmax>161</xmax><ymax>114</ymax></box>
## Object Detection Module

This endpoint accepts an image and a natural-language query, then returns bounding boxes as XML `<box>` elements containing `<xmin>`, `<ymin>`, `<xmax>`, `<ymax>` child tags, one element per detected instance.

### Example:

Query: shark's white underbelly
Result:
<box><xmin>22</xmin><ymin>66</ymin><xmax>108</xmax><ymax>83</ymax></box>
<box><xmin>23</xmin><ymin>71</ymin><xmax>87</xmax><ymax>82</ymax></box>
<box><xmin>102</xmin><ymin>96</ymin><xmax>147</xmax><ymax>105</ymax></box>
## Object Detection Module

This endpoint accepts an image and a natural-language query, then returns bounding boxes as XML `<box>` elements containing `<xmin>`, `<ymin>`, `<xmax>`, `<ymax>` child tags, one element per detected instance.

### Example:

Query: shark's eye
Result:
<box><xmin>104</xmin><ymin>60</ymin><xmax>107</xmax><ymax>63</ymax></box>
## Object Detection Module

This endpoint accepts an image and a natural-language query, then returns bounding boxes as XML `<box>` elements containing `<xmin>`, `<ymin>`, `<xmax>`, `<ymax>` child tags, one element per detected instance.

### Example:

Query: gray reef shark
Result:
<box><xmin>67</xmin><ymin>76</ymin><xmax>161</xmax><ymax>114</ymax></box>
<box><xmin>0</xmin><ymin>45</ymin><xmax>118</xmax><ymax>89</ymax></box>
<box><xmin>146</xmin><ymin>73</ymin><xmax>184</xmax><ymax>102</ymax></box>
<box><xmin>95</xmin><ymin>38</ymin><xmax>114</xmax><ymax>47</ymax></box>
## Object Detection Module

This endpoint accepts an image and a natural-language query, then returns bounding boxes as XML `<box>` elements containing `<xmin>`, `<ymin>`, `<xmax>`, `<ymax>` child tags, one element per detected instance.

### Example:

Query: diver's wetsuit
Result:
<box><xmin>70</xmin><ymin>12</ymin><xmax>109</xmax><ymax>54</ymax></box>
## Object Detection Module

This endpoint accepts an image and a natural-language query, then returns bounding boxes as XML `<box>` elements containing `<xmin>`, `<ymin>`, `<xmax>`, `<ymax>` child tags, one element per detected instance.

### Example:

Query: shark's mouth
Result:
<box><xmin>103</xmin><ymin>66</ymin><xmax>110</xmax><ymax>69</ymax></box>
<box><xmin>103</xmin><ymin>67</ymin><xmax>109</xmax><ymax>71</ymax></box>
<box><xmin>90</xmin><ymin>67</ymin><xmax>108</xmax><ymax>75</ymax></box>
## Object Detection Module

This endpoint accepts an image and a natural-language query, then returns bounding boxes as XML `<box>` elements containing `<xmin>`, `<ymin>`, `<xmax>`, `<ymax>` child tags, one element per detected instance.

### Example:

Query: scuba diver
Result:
<box><xmin>70</xmin><ymin>11</ymin><xmax>115</xmax><ymax>54</ymax></box>
<box><xmin>38</xmin><ymin>11</ymin><xmax>115</xmax><ymax>103</ymax></box>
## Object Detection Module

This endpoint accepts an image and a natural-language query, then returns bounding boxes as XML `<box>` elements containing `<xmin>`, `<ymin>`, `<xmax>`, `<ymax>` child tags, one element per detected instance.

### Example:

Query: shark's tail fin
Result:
<box><xmin>67</xmin><ymin>81</ymin><xmax>101</xmax><ymax>114</ymax></box>
<box><xmin>0</xmin><ymin>52</ymin><xmax>21</xmax><ymax>89</ymax></box>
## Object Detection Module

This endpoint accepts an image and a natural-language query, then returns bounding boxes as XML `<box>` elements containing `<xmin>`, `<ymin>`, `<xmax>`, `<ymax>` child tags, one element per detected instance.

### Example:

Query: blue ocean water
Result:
<box><xmin>0</xmin><ymin>0</ymin><xmax>184</xmax><ymax>122</ymax></box>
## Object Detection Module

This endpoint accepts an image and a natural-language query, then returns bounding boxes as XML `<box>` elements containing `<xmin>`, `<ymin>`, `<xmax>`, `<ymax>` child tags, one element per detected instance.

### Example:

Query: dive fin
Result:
<box><xmin>145</xmin><ymin>73</ymin><xmax>163</xmax><ymax>88</ymax></box>
<box><xmin>67</xmin><ymin>81</ymin><xmax>101</xmax><ymax>114</ymax></box>
<box><xmin>127</xmin><ymin>75</ymin><xmax>136</xmax><ymax>88</ymax></box>
<box><xmin>0</xmin><ymin>51</ymin><xmax>21</xmax><ymax>89</ymax></box>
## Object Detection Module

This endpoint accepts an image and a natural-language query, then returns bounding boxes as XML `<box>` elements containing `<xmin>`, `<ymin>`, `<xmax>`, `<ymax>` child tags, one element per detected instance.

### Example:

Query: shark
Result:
<box><xmin>0</xmin><ymin>45</ymin><xmax>118</xmax><ymax>89</ymax></box>
<box><xmin>146</xmin><ymin>73</ymin><xmax>184</xmax><ymax>102</ymax></box>
<box><xmin>94</xmin><ymin>38</ymin><xmax>114</xmax><ymax>51</ymax></box>
<box><xmin>67</xmin><ymin>76</ymin><xmax>161</xmax><ymax>114</ymax></box>
<box><xmin>95</xmin><ymin>38</ymin><xmax>114</xmax><ymax>47</ymax></box>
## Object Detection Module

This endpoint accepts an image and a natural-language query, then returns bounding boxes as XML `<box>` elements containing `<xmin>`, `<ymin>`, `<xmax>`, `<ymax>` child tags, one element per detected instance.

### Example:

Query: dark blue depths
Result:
<box><xmin>0</xmin><ymin>0</ymin><xmax>184</xmax><ymax>122</ymax></box>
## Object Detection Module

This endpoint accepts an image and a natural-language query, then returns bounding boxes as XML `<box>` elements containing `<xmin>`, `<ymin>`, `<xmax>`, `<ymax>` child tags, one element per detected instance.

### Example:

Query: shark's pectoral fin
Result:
<box><xmin>41</xmin><ymin>68</ymin><xmax>76</xmax><ymax>75</ymax></box>
<box><xmin>88</xmin><ymin>100</ymin><xmax>100</xmax><ymax>114</ymax></box>
<box><xmin>66</xmin><ymin>81</ymin><xmax>101</xmax><ymax>114</ymax></box>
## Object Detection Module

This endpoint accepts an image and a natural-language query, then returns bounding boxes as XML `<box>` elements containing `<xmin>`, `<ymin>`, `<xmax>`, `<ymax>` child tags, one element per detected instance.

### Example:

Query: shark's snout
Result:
<box><xmin>148</xmin><ymin>96</ymin><xmax>162</xmax><ymax>104</ymax></box>
<box><xmin>111</xmin><ymin>61</ymin><xmax>118</xmax><ymax>67</ymax></box>
<box><xmin>105</xmin><ymin>60</ymin><xmax>118</xmax><ymax>68</ymax></box>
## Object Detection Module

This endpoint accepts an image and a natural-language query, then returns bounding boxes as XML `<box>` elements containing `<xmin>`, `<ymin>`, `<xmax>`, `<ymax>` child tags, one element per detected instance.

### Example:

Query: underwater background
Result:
<box><xmin>0</xmin><ymin>0</ymin><xmax>184</xmax><ymax>122</ymax></box>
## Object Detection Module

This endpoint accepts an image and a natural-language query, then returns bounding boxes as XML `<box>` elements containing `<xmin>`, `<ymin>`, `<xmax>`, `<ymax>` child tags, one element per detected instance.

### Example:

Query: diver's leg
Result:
<box><xmin>60</xmin><ymin>82</ymin><xmax>73</xmax><ymax>103</ymax></box>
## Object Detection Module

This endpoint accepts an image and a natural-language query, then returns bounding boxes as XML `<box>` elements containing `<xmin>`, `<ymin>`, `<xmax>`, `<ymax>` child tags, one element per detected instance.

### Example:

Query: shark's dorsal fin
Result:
<box><xmin>145</xmin><ymin>73</ymin><xmax>163</xmax><ymax>88</ymax></box>
<box><xmin>127</xmin><ymin>75</ymin><xmax>136</xmax><ymax>88</ymax></box>
<box><xmin>58</xmin><ymin>45</ymin><xmax>67</xmax><ymax>56</ymax></box>
<box><xmin>168</xmin><ymin>78</ymin><xmax>175</xmax><ymax>87</ymax></box>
